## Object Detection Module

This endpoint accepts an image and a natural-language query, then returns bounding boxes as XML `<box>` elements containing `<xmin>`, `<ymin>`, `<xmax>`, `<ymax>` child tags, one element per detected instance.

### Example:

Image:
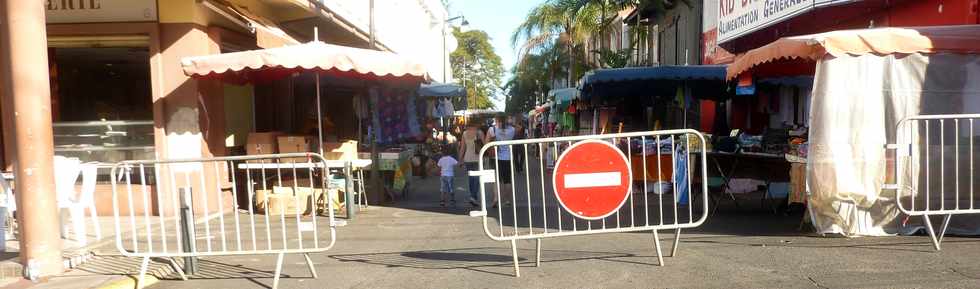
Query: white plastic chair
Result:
<box><xmin>0</xmin><ymin>173</ymin><xmax>15</xmax><ymax>249</ymax></box>
<box><xmin>54</xmin><ymin>156</ymin><xmax>85</xmax><ymax>244</ymax></box>
<box><xmin>0</xmin><ymin>173</ymin><xmax>14</xmax><ymax>217</ymax></box>
<box><xmin>74</xmin><ymin>163</ymin><xmax>101</xmax><ymax>241</ymax></box>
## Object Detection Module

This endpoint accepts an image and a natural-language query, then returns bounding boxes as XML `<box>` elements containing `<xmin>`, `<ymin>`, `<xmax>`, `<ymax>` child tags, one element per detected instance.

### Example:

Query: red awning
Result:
<box><xmin>181</xmin><ymin>41</ymin><xmax>429</xmax><ymax>83</ymax></box>
<box><xmin>727</xmin><ymin>25</ymin><xmax>980</xmax><ymax>79</ymax></box>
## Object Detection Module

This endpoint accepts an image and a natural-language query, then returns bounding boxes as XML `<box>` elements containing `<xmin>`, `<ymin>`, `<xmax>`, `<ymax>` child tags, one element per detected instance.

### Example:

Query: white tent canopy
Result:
<box><xmin>808</xmin><ymin>52</ymin><xmax>980</xmax><ymax>236</ymax></box>
<box><xmin>732</xmin><ymin>25</ymin><xmax>980</xmax><ymax>237</ymax></box>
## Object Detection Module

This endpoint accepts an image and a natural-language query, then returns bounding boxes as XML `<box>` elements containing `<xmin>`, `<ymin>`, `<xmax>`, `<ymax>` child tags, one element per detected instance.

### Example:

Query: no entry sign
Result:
<box><xmin>553</xmin><ymin>140</ymin><xmax>632</xmax><ymax>220</ymax></box>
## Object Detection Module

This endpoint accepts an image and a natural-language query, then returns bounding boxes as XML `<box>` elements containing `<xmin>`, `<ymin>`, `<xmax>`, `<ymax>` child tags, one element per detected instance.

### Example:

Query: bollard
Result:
<box><xmin>179</xmin><ymin>188</ymin><xmax>199</xmax><ymax>275</ymax></box>
<box><xmin>344</xmin><ymin>162</ymin><xmax>355</xmax><ymax>219</ymax></box>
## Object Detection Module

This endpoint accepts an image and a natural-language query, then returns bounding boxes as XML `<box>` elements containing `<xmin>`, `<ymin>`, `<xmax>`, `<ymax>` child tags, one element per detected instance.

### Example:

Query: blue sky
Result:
<box><xmin>448</xmin><ymin>0</ymin><xmax>541</xmax><ymax>110</ymax></box>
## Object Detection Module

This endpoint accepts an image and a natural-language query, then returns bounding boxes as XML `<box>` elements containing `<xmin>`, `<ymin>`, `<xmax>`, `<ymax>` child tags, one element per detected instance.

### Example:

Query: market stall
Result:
<box><xmin>727</xmin><ymin>24</ymin><xmax>980</xmax><ymax>236</ymax></box>
<box><xmin>579</xmin><ymin>65</ymin><xmax>730</xmax><ymax>131</ymax></box>
<box><xmin>419</xmin><ymin>83</ymin><xmax>465</xmax><ymax>132</ymax></box>
<box><xmin>547</xmin><ymin>88</ymin><xmax>581</xmax><ymax>136</ymax></box>
<box><xmin>181</xmin><ymin>39</ymin><xmax>429</xmax><ymax>209</ymax></box>
<box><xmin>577</xmin><ymin>65</ymin><xmax>791</xmax><ymax>211</ymax></box>
<box><xmin>454</xmin><ymin>109</ymin><xmax>502</xmax><ymax>129</ymax></box>
<box><xmin>410</xmin><ymin>82</ymin><xmax>467</xmax><ymax>185</ymax></box>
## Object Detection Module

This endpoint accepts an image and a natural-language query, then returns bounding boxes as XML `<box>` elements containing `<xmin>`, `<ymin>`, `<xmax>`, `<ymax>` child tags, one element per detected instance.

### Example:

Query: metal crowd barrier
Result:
<box><xmin>469</xmin><ymin>129</ymin><xmax>710</xmax><ymax>277</ymax></box>
<box><xmin>887</xmin><ymin>114</ymin><xmax>980</xmax><ymax>250</ymax></box>
<box><xmin>110</xmin><ymin>153</ymin><xmax>343</xmax><ymax>289</ymax></box>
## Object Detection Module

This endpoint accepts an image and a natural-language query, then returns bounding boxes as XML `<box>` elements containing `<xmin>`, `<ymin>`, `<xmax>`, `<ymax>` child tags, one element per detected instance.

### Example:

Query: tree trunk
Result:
<box><xmin>567</xmin><ymin>42</ymin><xmax>573</xmax><ymax>87</ymax></box>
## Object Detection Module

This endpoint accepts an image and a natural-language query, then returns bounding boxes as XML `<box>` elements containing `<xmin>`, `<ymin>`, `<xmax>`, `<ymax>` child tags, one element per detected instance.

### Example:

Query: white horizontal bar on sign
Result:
<box><xmin>564</xmin><ymin>172</ymin><xmax>621</xmax><ymax>188</ymax></box>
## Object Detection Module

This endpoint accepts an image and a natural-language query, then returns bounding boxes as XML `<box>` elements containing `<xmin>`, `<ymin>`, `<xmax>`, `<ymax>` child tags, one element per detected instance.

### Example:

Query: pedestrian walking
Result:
<box><xmin>436</xmin><ymin>146</ymin><xmax>459</xmax><ymax>207</ymax></box>
<box><xmin>459</xmin><ymin>123</ymin><xmax>485</xmax><ymax>207</ymax></box>
<box><xmin>485</xmin><ymin>115</ymin><xmax>515</xmax><ymax>208</ymax></box>
<box><xmin>512</xmin><ymin>118</ymin><xmax>526</xmax><ymax>172</ymax></box>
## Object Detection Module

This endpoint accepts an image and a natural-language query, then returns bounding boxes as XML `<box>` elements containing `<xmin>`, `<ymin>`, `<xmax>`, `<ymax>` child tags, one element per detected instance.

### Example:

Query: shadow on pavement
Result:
<box><xmin>679</xmin><ymin>234</ymin><xmax>977</xmax><ymax>253</ymax></box>
<box><xmin>71</xmin><ymin>255</ymin><xmax>289</xmax><ymax>289</ymax></box>
<box><xmin>330</xmin><ymin>247</ymin><xmax>650</xmax><ymax>276</ymax></box>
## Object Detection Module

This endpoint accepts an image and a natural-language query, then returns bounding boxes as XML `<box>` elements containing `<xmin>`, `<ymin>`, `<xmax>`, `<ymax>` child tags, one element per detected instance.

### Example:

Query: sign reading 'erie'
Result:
<box><xmin>45</xmin><ymin>0</ymin><xmax>157</xmax><ymax>24</ymax></box>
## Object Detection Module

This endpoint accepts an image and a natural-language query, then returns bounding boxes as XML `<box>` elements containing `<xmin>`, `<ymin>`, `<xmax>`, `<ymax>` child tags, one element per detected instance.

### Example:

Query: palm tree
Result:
<box><xmin>511</xmin><ymin>0</ymin><xmax>688</xmax><ymax>91</ymax></box>
<box><xmin>512</xmin><ymin>0</ymin><xmax>618</xmax><ymax>87</ymax></box>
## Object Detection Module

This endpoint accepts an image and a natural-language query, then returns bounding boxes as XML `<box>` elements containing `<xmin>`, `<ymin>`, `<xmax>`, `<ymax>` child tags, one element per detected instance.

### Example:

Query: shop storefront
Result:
<box><xmin>0</xmin><ymin>0</ymin><xmax>327</xmax><ymax>216</ymax></box>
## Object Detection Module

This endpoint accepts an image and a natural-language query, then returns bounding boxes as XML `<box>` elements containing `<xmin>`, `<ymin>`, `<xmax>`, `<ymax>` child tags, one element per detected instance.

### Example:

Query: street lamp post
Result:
<box><xmin>442</xmin><ymin>15</ymin><xmax>468</xmax><ymax>83</ymax></box>
<box><xmin>441</xmin><ymin>15</ymin><xmax>468</xmax><ymax>144</ymax></box>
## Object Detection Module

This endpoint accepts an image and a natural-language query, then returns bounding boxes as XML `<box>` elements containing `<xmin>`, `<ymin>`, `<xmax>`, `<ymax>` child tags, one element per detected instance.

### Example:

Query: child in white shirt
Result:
<box><xmin>436</xmin><ymin>149</ymin><xmax>459</xmax><ymax>207</ymax></box>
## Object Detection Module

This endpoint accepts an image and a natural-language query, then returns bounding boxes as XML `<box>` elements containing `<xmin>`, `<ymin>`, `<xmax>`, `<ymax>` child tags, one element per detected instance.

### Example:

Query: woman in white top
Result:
<box><xmin>485</xmin><ymin>115</ymin><xmax>515</xmax><ymax>208</ymax></box>
<box><xmin>459</xmin><ymin>123</ymin><xmax>485</xmax><ymax>206</ymax></box>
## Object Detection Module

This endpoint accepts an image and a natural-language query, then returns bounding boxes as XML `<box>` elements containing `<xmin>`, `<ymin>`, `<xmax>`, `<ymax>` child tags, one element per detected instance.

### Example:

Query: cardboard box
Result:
<box><xmin>277</xmin><ymin>135</ymin><xmax>312</xmax><ymax>162</ymax></box>
<box><xmin>264</xmin><ymin>186</ymin><xmax>313</xmax><ymax>216</ymax></box>
<box><xmin>246</xmin><ymin>132</ymin><xmax>283</xmax><ymax>156</ymax></box>
<box><xmin>322</xmin><ymin>140</ymin><xmax>359</xmax><ymax>161</ymax></box>
<box><xmin>259</xmin><ymin>186</ymin><xmax>341</xmax><ymax>216</ymax></box>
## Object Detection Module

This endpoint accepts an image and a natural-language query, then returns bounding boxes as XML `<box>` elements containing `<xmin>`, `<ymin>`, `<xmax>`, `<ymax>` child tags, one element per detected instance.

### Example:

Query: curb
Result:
<box><xmin>95</xmin><ymin>275</ymin><xmax>159</xmax><ymax>289</ymax></box>
<box><xmin>88</xmin><ymin>255</ymin><xmax>180</xmax><ymax>289</ymax></box>
<box><xmin>0</xmin><ymin>250</ymin><xmax>95</xmax><ymax>280</ymax></box>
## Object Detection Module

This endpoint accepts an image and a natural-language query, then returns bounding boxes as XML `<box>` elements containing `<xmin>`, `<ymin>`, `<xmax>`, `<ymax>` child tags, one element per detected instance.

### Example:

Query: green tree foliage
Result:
<box><xmin>507</xmin><ymin>0</ymin><xmax>684</xmax><ymax>112</ymax></box>
<box><xmin>505</xmin><ymin>50</ymin><xmax>553</xmax><ymax>114</ymax></box>
<box><xmin>512</xmin><ymin>0</ymin><xmax>618</xmax><ymax>85</ymax></box>
<box><xmin>451</xmin><ymin>27</ymin><xmax>504</xmax><ymax>110</ymax></box>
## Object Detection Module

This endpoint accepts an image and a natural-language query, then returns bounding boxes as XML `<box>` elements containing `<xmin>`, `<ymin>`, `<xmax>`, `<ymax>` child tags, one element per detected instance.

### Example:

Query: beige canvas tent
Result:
<box><xmin>728</xmin><ymin>25</ymin><xmax>980</xmax><ymax>241</ymax></box>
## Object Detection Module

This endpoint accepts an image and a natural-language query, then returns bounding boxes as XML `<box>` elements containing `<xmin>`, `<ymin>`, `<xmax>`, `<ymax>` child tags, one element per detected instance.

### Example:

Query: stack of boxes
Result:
<box><xmin>245</xmin><ymin>132</ymin><xmax>357</xmax><ymax>215</ymax></box>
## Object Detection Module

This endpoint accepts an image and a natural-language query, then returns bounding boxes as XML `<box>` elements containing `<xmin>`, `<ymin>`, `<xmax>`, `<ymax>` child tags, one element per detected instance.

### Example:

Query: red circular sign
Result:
<box><xmin>553</xmin><ymin>140</ymin><xmax>632</xmax><ymax>220</ymax></box>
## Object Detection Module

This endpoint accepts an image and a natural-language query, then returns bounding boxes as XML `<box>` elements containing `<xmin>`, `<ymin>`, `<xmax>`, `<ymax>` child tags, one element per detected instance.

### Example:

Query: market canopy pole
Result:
<box><xmin>314</xmin><ymin>27</ymin><xmax>324</xmax><ymax>153</ymax></box>
<box><xmin>0</xmin><ymin>0</ymin><xmax>63</xmax><ymax>280</ymax></box>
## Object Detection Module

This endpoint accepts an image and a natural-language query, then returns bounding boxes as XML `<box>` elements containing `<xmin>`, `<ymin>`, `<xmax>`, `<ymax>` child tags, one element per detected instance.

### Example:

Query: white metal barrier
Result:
<box><xmin>469</xmin><ymin>129</ymin><xmax>710</xmax><ymax>277</ymax></box>
<box><xmin>887</xmin><ymin>114</ymin><xmax>980</xmax><ymax>250</ymax></box>
<box><xmin>110</xmin><ymin>153</ymin><xmax>343</xmax><ymax>288</ymax></box>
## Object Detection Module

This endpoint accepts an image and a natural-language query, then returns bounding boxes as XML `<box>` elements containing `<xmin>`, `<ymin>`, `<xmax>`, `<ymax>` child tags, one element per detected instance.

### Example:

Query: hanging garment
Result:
<box><xmin>406</xmin><ymin>93</ymin><xmax>422</xmax><ymax>138</ymax></box>
<box><xmin>370</xmin><ymin>87</ymin><xmax>383</xmax><ymax>143</ymax></box>
<box><xmin>426</xmin><ymin>99</ymin><xmax>437</xmax><ymax>118</ymax></box>
<box><xmin>438</xmin><ymin>98</ymin><xmax>455</xmax><ymax>117</ymax></box>
<box><xmin>673</xmin><ymin>146</ymin><xmax>689</xmax><ymax>205</ymax></box>
<box><xmin>713</xmin><ymin>101</ymin><xmax>730</xmax><ymax>136</ymax></box>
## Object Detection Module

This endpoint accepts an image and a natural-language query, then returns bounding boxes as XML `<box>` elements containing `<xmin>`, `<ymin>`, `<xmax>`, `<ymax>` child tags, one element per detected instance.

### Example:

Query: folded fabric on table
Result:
<box><xmin>726</xmin><ymin>178</ymin><xmax>766</xmax><ymax>194</ymax></box>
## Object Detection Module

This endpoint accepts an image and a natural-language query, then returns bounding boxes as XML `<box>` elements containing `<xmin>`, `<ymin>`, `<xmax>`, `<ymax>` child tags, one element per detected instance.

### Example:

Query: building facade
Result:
<box><xmin>624</xmin><ymin>1</ymin><xmax>704</xmax><ymax>67</ymax></box>
<box><xmin>712</xmin><ymin>0</ymin><xmax>980</xmax><ymax>57</ymax></box>
<box><xmin>0</xmin><ymin>0</ymin><xmax>453</xmax><ymax>214</ymax></box>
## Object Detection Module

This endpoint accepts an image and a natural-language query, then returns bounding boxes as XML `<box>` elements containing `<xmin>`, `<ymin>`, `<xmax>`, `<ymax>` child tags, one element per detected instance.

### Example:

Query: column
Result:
<box><xmin>0</xmin><ymin>0</ymin><xmax>63</xmax><ymax>279</ymax></box>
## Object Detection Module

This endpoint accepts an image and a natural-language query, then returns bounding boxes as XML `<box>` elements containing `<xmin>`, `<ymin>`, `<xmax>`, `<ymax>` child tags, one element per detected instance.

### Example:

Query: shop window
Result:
<box><xmin>50</xmin><ymin>47</ymin><xmax>154</xmax><ymax>165</ymax></box>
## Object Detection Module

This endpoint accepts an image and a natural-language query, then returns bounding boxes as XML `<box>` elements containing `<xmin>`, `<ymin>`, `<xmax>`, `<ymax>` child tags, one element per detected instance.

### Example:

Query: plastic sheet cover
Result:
<box><xmin>807</xmin><ymin>53</ymin><xmax>980</xmax><ymax>236</ymax></box>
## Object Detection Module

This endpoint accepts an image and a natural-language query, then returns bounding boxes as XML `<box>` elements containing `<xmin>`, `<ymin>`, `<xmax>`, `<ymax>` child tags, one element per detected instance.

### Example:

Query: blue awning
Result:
<box><xmin>578</xmin><ymin>65</ymin><xmax>728</xmax><ymax>88</ymax></box>
<box><xmin>548</xmin><ymin>88</ymin><xmax>579</xmax><ymax>105</ymax></box>
<box><xmin>578</xmin><ymin>65</ymin><xmax>731</xmax><ymax>101</ymax></box>
<box><xmin>418</xmin><ymin>82</ymin><xmax>466</xmax><ymax>98</ymax></box>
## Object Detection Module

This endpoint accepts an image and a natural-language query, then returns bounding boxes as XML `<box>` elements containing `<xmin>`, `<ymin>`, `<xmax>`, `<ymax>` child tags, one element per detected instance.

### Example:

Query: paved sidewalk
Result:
<box><xmin>132</xmin><ymin>174</ymin><xmax>980</xmax><ymax>289</ymax></box>
<box><xmin>5</xmin><ymin>172</ymin><xmax>980</xmax><ymax>289</ymax></box>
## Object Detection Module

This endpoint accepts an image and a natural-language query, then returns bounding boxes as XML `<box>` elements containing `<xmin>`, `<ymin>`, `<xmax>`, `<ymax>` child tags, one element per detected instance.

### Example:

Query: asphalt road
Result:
<box><xmin>141</xmin><ymin>174</ymin><xmax>980</xmax><ymax>289</ymax></box>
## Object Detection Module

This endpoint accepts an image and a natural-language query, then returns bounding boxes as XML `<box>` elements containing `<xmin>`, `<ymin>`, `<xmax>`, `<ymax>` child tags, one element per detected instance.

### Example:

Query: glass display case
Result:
<box><xmin>53</xmin><ymin>120</ymin><xmax>155</xmax><ymax>165</ymax></box>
